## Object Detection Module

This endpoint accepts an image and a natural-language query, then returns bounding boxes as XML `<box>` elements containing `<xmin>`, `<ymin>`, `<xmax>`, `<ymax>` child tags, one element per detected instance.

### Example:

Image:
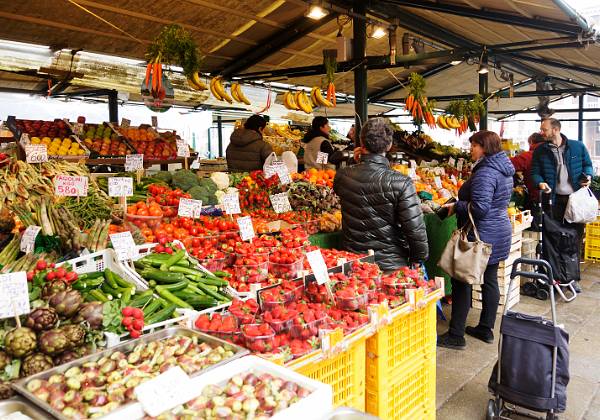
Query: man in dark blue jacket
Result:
<box><xmin>531</xmin><ymin>117</ymin><xmax>593</xmax><ymax>291</ymax></box>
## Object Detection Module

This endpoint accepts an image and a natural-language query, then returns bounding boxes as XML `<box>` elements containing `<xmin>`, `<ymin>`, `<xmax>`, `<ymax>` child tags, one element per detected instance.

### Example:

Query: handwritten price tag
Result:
<box><xmin>25</xmin><ymin>144</ymin><xmax>48</xmax><ymax>163</ymax></box>
<box><xmin>410</xmin><ymin>159</ymin><xmax>418</xmax><ymax>169</ymax></box>
<box><xmin>409</xmin><ymin>167</ymin><xmax>417</xmax><ymax>180</ymax></box>
<box><xmin>237</xmin><ymin>216</ymin><xmax>255</xmax><ymax>241</ymax></box>
<box><xmin>270</xmin><ymin>192</ymin><xmax>292</xmax><ymax>214</ymax></box>
<box><xmin>120</xmin><ymin>118</ymin><xmax>131</xmax><ymax>130</ymax></box>
<box><xmin>135</xmin><ymin>366</ymin><xmax>194</xmax><ymax>417</ymax></box>
<box><xmin>448</xmin><ymin>157</ymin><xmax>456</xmax><ymax>167</ymax></box>
<box><xmin>151</xmin><ymin>116</ymin><xmax>158</xmax><ymax>128</ymax></box>
<box><xmin>0</xmin><ymin>272</ymin><xmax>30</xmax><ymax>319</ymax></box>
<box><xmin>316</xmin><ymin>152</ymin><xmax>329</xmax><ymax>165</ymax></box>
<box><xmin>190</xmin><ymin>157</ymin><xmax>201</xmax><ymax>170</ymax></box>
<box><xmin>450</xmin><ymin>175</ymin><xmax>457</xmax><ymax>185</ymax></box>
<box><xmin>19</xmin><ymin>133</ymin><xmax>30</xmax><ymax>144</ymax></box>
<box><xmin>54</xmin><ymin>175</ymin><xmax>88</xmax><ymax>197</ymax></box>
<box><xmin>265</xmin><ymin>162</ymin><xmax>290</xmax><ymax>185</ymax></box>
<box><xmin>110</xmin><ymin>231</ymin><xmax>136</xmax><ymax>261</ymax></box>
<box><xmin>223</xmin><ymin>193</ymin><xmax>241</xmax><ymax>215</ymax></box>
<box><xmin>178</xmin><ymin>198</ymin><xmax>203</xmax><ymax>218</ymax></box>
<box><xmin>434</xmin><ymin>176</ymin><xmax>443</xmax><ymax>189</ymax></box>
<box><xmin>457</xmin><ymin>158</ymin><xmax>464</xmax><ymax>171</ymax></box>
<box><xmin>176</xmin><ymin>139</ymin><xmax>190</xmax><ymax>158</ymax></box>
<box><xmin>108</xmin><ymin>177</ymin><xmax>133</xmax><ymax>197</ymax></box>
<box><xmin>125</xmin><ymin>154</ymin><xmax>144</xmax><ymax>172</ymax></box>
<box><xmin>306</xmin><ymin>249</ymin><xmax>330</xmax><ymax>285</ymax></box>
<box><xmin>20</xmin><ymin>226</ymin><xmax>41</xmax><ymax>254</ymax></box>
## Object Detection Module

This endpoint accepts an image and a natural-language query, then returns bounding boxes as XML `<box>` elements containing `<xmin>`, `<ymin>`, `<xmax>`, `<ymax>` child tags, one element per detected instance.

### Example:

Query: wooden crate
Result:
<box><xmin>472</xmin><ymin>290</ymin><xmax>519</xmax><ymax>313</ymax></box>
<box><xmin>473</xmin><ymin>279</ymin><xmax>519</xmax><ymax>298</ymax></box>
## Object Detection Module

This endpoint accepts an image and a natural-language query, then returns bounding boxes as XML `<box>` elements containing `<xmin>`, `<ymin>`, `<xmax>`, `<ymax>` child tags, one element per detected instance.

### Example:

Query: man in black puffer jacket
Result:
<box><xmin>334</xmin><ymin>118</ymin><xmax>428</xmax><ymax>271</ymax></box>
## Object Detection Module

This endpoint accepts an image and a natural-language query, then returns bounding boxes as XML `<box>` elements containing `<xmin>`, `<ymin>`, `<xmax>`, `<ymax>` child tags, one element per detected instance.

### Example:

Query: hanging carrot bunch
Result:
<box><xmin>405</xmin><ymin>73</ymin><xmax>432</xmax><ymax>129</ymax></box>
<box><xmin>323</xmin><ymin>50</ymin><xmax>337</xmax><ymax>107</ymax></box>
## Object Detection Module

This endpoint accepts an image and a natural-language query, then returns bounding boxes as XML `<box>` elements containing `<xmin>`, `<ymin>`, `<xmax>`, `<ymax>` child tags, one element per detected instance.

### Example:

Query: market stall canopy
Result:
<box><xmin>0</xmin><ymin>0</ymin><xmax>597</xmax><ymax>117</ymax></box>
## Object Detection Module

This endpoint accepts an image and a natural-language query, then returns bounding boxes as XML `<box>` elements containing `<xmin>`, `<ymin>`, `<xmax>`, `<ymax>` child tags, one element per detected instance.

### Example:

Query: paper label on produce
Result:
<box><xmin>270</xmin><ymin>192</ymin><xmax>292</xmax><ymax>214</ymax></box>
<box><xmin>54</xmin><ymin>175</ymin><xmax>88</xmax><ymax>197</ymax></box>
<box><xmin>190</xmin><ymin>157</ymin><xmax>201</xmax><ymax>169</ymax></box>
<box><xmin>223</xmin><ymin>193</ymin><xmax>241</xmax><ymax>215</ymax></box>
<box><xmin>25</xmin><ymin>144</ymin><xmax>48</xmax><ymax>163</ymax></box>
<box><xmin>410</xmin><ymin>159</ymin><xmax>417</xmax><ymax>169</ymax></box>
<box><xmin>0</xmin><ymin>272</ymin><xmax>30</xmax><ymax>319</ymax></box>
<box><xmin>177</xmin><ymin>198</ymin><xmax>203</xmax><ymax>218</ymax></box>
<box><xmin>20</xmin><ymin>226</ymin><xmax>41</xmax><ymax>254</ymax></box>
<box><xmin>409</xmin><ymin>167</ymin><xmax>417</xmax><ymax>180</ymax></box>
<box><xmin>434</xmin><ymin>176</ymin><xmax>443</xmax><ymax>189</ymax></box>
<box><xmin>448</xmin><ymin>157</ymin><xmax>456</xmax><ymax>167</ymax></box>
<box><xmin>151</xmin><ymin>116</ymin><xmax>158</xmax><ymax>128</ymax></box>
<box><xmin>108</xmin><ymin>177</ymin><xmax>133</xmax><ymax>197</ymax></box>
<box><xmin>451</xmin><ymin>175</ymin><xmax>457</xmax><ymax>185</ymax></box>
<box><xmin>110</xmin><ymin>231</ymin><xmax>136</xmax><ymax>260</ymax></box>
<box><xmin>265</xmin><ymin>162</ymin><xmax>291</xmax><ymax>185</ymax></box>
<box><xmin>120</xmin><ymin>118</ymin><xmax>131</xmax><ymax>130</ymax></box>
<box><xmin>237</xmin><ymin>216</ymin><xmax>255</xmax><ymax>241</ymax></box>
<box><xmin>19</xmin><ymin>133</ymin><xmax>30</xmax><ymax>144</ymax></box>
<box><xmin>176</xmin><ymin>139</ymin><xmax>190</xmax><ymax>158</ymax></box>
<box><xmin>135</xmin><ymin>366</ymin><xmax>194</xmax><ymax>417</ymax></box>
<box><xmin>316</xmin><ymin>151</ymin><xmax>329</xmax><ymax>164</ymax></box>
<box><xmin>125</xmin><ymin>154</ymin><xmax>144</xmax><ymax>171</ymax></box>
<box><xmin>306</xmin><ymin>249</ymin><xmax>330</xmax><ymax>285</ymax></box>
<box><xmin>457</xmin><ymin>158</ymin><xmax>464</xmax><ymax>171</ymax></box>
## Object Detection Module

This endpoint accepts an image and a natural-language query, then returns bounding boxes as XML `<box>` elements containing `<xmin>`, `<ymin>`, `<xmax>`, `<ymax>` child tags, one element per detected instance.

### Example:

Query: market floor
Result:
<box><xmin>435</xmin><ymin>262</ymin><xmax>600</xmax><ymax>420</ymax></box>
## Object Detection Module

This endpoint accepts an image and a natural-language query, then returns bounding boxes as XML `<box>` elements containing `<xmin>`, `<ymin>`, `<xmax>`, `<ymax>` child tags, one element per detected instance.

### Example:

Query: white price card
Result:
<box><xmin>178</xmin><ymin>198</ymin><xmax>203</xmax><ymax>218</ymax></box>
<box><xmin>108</xmin><ymin>177</ymin><xmax>133</xmax><ymax>197</ymax></box>
<box><xmin>25</xmin><ymin>144</ymin><xmax>48</xmax><ymax>163</ymax></box>
<box><xmin>410</xmin><ymin>159</ymin><xmax>418</xmax><ymax>169</ymax></box>
<box><xmin>316</xmin><ymin>151</ymin><xmax>329</xmax><ymax>165</ymax></box>
<box><xmin>434</xmin><ymin>176</ymin><xmax>443</xmax><ymax>189</ymax></box>
<box><xmin>274</xmin><ymin>163</ymin><xmax>291</xmax><ymax>185</ymax></box>
<box><xmin>176</xmin><ymin>139</ymin><xmax>190</xmax><ymax>158</ymax></box>
<box><xmin>20</xmin><ymin>226</ymin><xmax>41</xmax><ymax>254</ymax></box>
<box><xmin>0</xmin><ymin>272</ymin><xmax>30</xmax><ymax>319</ymax></box>
<box><xmin>19</xmin><ymin>133</ymin><xmax>30</xmax><ymax>144</ymax></box>
<box><xmin>110</xmin><ymin>231</ymin><xmax>136</xmax><ymax>261</ymax></box>
<box><xmin>409</xmin><ymin>167</ymin><xmax>417</xmax><ymax>180</ymax></box>
<box><xmin>54</xmin><ymin>175</ymin><xmax>88</xmax><ymax>197</ymax></box>
<box><xmin>125</xmin><ymin>154</ymin><xmax>144</xmax><ymax>172</ymax></box>
<box><xmin>223</xmin><ymin>193</ymin><xmax>241</xmax><ymax>215</ymax></box>
<box><xmin>450</xmin><ymin>174</ymin><xmax>458</xmax><ymax>185</ymax></box>
<box><xmin>120</xmin><ymin>118</ymin><xmax>131</xmax><ymax>130</ymax></box>
<box><xmin>457</xmin><ymin>158</ymin><xmax>464</xmax><ymax>171</ymax></box>
<box><xmin>237</xmin><ymin>216</ymin><xmax>255</xmax><ymax>241</ymax></box>
<box><xmin>270</xmin><ymin>192</ymin><xmax>292</xmax><ymax>214</ymax></box>
<box><xmin>190</xmin><ymin>157</ymin><xmax>201</xmax><ymax>170</ymax></box>
<box><xmin>151</xmin><ymin>116</ymin><xmax>158</xmax><ymax>128</ymax></box>
<box><xmin>306</xmin><ymin>249</ymin><xmax>330</xmax><ymax>285</ymax></box>
<box><xmin>448</xmin><ymin>157</ymin><xmax>456</xmax><ymax>167</ymax></box>
<box><xmin>134</xmin><ymin>366</ymin><xmax>194</xmax><ymax>417</ymax></box>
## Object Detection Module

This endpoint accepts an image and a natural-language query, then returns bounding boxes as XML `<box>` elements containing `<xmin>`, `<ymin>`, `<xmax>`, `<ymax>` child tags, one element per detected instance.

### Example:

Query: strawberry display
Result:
<box><xmin>229</xmin><ymin>298</ymin><xmax>259</xmax><ymax>324</ymax></box>
<box><xmin>290</xmin><ymin>307</ymin><xmax>328</xmax><ymax>339</ymax></box>
<box><xmin>268</xmin><ymin>249</ymin><xmax>304</xmax><ymax>280</ymax></box>
<box><xmin>241</xmin><ymin>323</ymin><xmax>275</xmax><ymax>353</ymax></box>
<box><xmin>289</xmin><ymin>337</ymin><xmax>319</xmax><ymax>358</ymax></box>
<box><xmin>194</xmin><ymin>313</ymin><xmax>242</xmax><ymax>344</ymax></box>
<box><xmin>234</xmin><ymin>253</ymin><xmax>269</xmax><ymax>284</ymax></box>
<box><xmin>333</xmin><ymin>279</ymin><xmax>370</xmax><ymax>311</ymax></box>
<box><xmin>327</xmin><ymin>309</ymin><xmax>369</xmax><ymax>334</ymax></box>
<box><xmin>262</xmin><ymin>305</ymin><xmax>298</xmax><ymax>333</ymax></box>
<box><xmin>279</xmin><ymin>227</ymin><xmax>310</xmax><ymax>250</ymax></box>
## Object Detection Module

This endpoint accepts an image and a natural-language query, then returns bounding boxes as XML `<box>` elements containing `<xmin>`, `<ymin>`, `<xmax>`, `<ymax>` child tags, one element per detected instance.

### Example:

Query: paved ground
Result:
<box><xmin>435</xmin><ymin>262</ymin><xmax>600</xmax><ymax>420</ymax></box>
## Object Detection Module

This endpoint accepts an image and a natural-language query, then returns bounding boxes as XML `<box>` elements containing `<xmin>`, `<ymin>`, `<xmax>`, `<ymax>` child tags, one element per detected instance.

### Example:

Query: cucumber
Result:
<box><xmin>109</xmin><ymin>270</ymin><xmax>132</xmax><ymax>288</ymax></box>
<box><xmin>142</xmin><ymin>300</ymin><xmax>162</xmax><ymax>318</ymax></box>
<box><xmin>129</xmin><ymin>294</ymin><xmax>152</xmax><ymax>308</ymax></box>
<box><xmin>182</xmin><ymin>296</ymin><xmax>217</xmax><ymax>310</ymax></box>
<box><xmin>77</xmin><ymin>271</ymin><xmax>105</xmax><ymax>281</ymax></box>
<box><xmin>104</xmin><ymin>269</ymin><xmax>119</xmax><ymax>289</ymax></box>
<box><xmin>155</xmin><ymin>286</ymin><xmax>193</xmax><ymax>309</ymax></box>
<box><xmin>168</xmin><ymin>265</ymin><xmax>201</xmax><ymax>276</ymax></box>
<box><xmin>195</xmin><ymin>277</ymin><xmax>228</xmax><ymax>287</ymax></box>
<box><xmin>141</xmin><ymin>268</ymin><xmax>186</xmax><ymax>284</ymax></box>
<box><xmin>72</xmin><ymin>277</ymin><xmax>104</xmax><ymax>291</ymax></box>
<box><xmin>195</xmin><ymin>282</ymin><xmax>230</xmax><ymax>302</ymax></box>
<box><xmin>145</xmin><ymin>304</ymin><xmax>177</xmax><ymax>325</ymax></box>
<box><xmin>159</xmin><ymin>280</ymin><xmax>189</xmax><ymax>292</ymax></box>
<box><xmin>159</xmin><ymin>250</ymin><xmax>186</xmax><ymax>272</ymax></box>
<box><xmin>88</xmin><ymin>289</ymin><xmax>109</xmax><ymax>303</ymax></box>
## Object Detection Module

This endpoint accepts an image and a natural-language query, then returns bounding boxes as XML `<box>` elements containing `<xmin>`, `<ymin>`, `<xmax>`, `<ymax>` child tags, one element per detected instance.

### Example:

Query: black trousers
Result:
<box><xmin>449</xmin><ymin>263</ymin><xmax>500</xmax><ymax>337</ymax></box>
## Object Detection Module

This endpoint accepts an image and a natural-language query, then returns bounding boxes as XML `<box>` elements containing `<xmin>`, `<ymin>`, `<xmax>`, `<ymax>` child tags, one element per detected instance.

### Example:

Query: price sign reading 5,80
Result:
<box><xmin>54</xmin><ymin>175</ymin><xmax>88</xmax><ymax>197</ymax></box>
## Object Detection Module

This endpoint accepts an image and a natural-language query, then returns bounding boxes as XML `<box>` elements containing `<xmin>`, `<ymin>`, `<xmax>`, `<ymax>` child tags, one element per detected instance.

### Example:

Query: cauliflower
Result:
<box><xmin>210</xmin><ymin>172</ymin><xmax>230</xmax><ymax>190</ymax></box>
<box><xmin>215</xmin><ymin>190</ymin><xmax>226</xmax><ymax>204</ymax></box>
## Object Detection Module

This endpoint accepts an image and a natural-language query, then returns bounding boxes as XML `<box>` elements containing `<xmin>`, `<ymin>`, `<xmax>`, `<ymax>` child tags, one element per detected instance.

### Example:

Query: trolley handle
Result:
<box><xmin>510</xmin><ymin>257</ymin><xmax>553</xmax><ymax>286</ymax></box>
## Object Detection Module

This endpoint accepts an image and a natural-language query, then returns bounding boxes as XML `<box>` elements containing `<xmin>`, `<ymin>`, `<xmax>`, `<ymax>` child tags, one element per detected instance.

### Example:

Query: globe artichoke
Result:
<box><xmin>22</xmin><ymin>353</ymin><xmax>54</xmax><ymax>377</ymax></box>
<box><xmin>41</xmin><ymin>280</ymin><xmax>70</xmax><ymax>300</ymax></box>
<box><xmin>38</xmin><ymin>329</ymin><xmax>70</xmax><ymax>356</ymax></box>
<box><xmin>0</xmin><ymin>351</ymin><xmax>11</xmax><ymax>371</ymax></box>
<box><xmin>25</xmin><ymin>307</ymin><xmax>58</xmax><ymax>331</ymax></box>
<box><xmin>0</xmin><ymin>382</ymin><xmax>14</xmax><ymax>400</ymax></box>
<box><xmin>73</xmin><ymin>301</ymin><xmax>104</xmax><ymax>330</ymax></box>
<box><xmin>49</xmin><ymin>290</ymin><xmax>82</xmax><ymax>318</ymax></box>
<box><xmin>53</xmin><ymin>350</ymin><xmax>79</xmax><ymax>366</ymax></box>
<box><xmin>4</xmin><ymin>327</ymin><xmax>37</xmax><ymax>358</ymax></box>
<box><xmin>59</xmin><ymin>324</ymin><xmax>85</xmax><ymax>348</ymax></box>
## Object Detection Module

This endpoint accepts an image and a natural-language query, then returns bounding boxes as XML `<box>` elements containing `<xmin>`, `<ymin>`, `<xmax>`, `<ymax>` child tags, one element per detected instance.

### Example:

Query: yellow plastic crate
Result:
<box><xmin>288</xmin><ymin>334</ymin><xmax>367</xmax><ymax>410</ymax></box>
<box><xmin>365</xmin><ymin>289</ymin><xmax>441</xmax><ymax>420</ymax></box>
<box><xmin>585</xmin><ymin>222</ymin><xmax>600</xmax><ymax>262</ymax></box>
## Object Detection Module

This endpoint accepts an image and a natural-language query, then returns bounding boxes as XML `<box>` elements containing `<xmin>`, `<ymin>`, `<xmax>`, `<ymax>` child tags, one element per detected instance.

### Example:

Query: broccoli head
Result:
<box><xmin>188</xmin><ymin>185</ymin><xmax>218</xmax><ymax>205</ymax></box>
<box><xmin>171</xmin><ymin>169</ymin><xmax>199</xmax><ymax>191</ymax></box>
<box><xmin>153</xmin><ymin>171</ymin><xmax>172</xmax><ymax>184</ymax></box>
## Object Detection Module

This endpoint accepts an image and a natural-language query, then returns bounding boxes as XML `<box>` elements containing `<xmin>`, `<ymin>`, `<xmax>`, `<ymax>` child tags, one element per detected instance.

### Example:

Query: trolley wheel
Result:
<box><xmin>486</xmin><ymin>399</ymin><xmax>498</xmax><ymax>420</ymax></box>
<box><xmin>536</xmin><ymin>288</ymin><xmax>550</xmax><ymax>301</ymax></box>
<box><xmin>546</xmin><ymin>413</ymin><xmax>557</xmax><ymax>420</ymax></box>
<box><xmin>522</xmin><ymin>282</ymin><xmax>537</xmax><ymax>297</ymax></box>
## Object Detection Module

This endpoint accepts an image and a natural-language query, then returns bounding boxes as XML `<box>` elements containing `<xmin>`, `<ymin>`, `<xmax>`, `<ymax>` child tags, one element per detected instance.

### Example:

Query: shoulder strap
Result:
<box><xmin>464</xmin><ymin>203</ymin><xmax>482</xmax><ymax>241</ymax></box>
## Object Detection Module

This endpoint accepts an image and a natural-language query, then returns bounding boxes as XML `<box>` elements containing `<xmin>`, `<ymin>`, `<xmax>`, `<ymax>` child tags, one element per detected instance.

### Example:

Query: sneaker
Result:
<box><xmin>465</xmin><ymin>325</ymin><xmax>494</xmax><ymax>344</ymax></box>
<box><xmin>437</xmin><ymin>332</ymin><xmax>466</xmax><ymax>350</ymax></box>
<box><xmin>573</xmin><ymin>281</ymin><xmax>582</xmax><ymax>293</ymax></box>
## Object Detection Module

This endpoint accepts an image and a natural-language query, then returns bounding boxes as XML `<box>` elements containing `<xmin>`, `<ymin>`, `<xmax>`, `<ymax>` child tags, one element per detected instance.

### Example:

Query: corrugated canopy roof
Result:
<box><xmin>0</xmin><ymin>0</ymin><xmax>598</xmax><ymax>118</ymax></box>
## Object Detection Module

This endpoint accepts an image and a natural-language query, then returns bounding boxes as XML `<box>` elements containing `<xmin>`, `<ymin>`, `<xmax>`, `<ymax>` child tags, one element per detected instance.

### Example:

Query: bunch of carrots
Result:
<box><xmin>405</xmin><ymin>94</ymin><xmax>435</xmax><ymax>129</ymax></box>
<box><xmin>144</xmin><ymin>56</ymin><xmax>165</xmax><ymax>101</ymax></box>
<box><xmin>455</xmin><ymin>118</ymin><xmax>470</xmax><ymax>136</ymax></box>
<box><xmin>326</xmin><ymin>82</ymin><xmax>337</xmax><ymax>106</ymax></box>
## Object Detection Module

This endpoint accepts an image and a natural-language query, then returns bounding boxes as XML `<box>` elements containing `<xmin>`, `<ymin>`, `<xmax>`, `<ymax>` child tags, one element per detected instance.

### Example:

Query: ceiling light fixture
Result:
<box><xmin>477</xmin><ymin>48</ymin><xmax>489</xmax><ymax>74</ymax></box>
<box><xmin>478</xmin><ymin>63</ymin><xmax>489</xmax><ymax>74</ymax></box>
<box><xmin>370</xmin><ymin>26</ymin><xmax>387</xmax><ymax>39</ymax></box>
<box><xmin>306</xmin><ymin>4</ymin><xmax>328</xmax><ymax>20</ymax></box>
<box><xmin>450</xmin><ymin>60</ymin><xmax>462</xmax><ymax>66</ymax></box>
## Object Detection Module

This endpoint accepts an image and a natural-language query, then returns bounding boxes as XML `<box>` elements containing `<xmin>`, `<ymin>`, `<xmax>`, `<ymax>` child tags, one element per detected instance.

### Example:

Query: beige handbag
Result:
<box><xmin>438</xmin><ymin>204</ymin><xmax>492</xmax><ymax>285</ymax></box>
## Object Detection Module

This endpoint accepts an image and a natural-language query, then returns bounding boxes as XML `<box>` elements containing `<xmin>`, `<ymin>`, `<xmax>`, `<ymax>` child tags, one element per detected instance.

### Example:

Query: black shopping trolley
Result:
<box><xmin>487</xmin><ymin>258</ymin><xmax>570</xmax><ymax>420</ymax></box>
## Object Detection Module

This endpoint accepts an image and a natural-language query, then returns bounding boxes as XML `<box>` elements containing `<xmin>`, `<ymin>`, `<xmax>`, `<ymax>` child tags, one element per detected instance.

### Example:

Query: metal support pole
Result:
<box><xmin>353</xmin><ymin>1</ymin><xmax>368</xmax><ymax>147</ymax></box>
<box><xmin>217</xmin><ymin>116</ymin><xmax>224</xmax><ymax>157</ymax></box>
<box><xmin>479</xmin><ymin>55</ymin><xmax>489</xmax><ymax>131</ymax></box>
<box><xmin>108</xmin><ymin>90</ymin><xmax>118</xmax><ymax>123</ymax></box>
<box><xmin>578</xmin><ymin>94</ymin><xmax>584</xmax><ymax>141</ymax></box>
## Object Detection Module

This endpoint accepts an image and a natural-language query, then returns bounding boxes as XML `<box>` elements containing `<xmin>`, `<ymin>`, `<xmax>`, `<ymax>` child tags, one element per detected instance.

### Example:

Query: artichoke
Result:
<box><xmin>49</xmin><ymin>290</ymin><xmax>82</xmax><ymax>318</ymax></box>
<box><xmin>4</xmin><ymin>327</ymin><xmax>37</xmax><ymax>358</ymax></box>
<box><xmin>0</xmin><ymin>351</ymin><xmax>11</xmax><ymax>371</ymax></box>
<box><xmin>25</xmin><ymin>307</ymin><xmax>59</xmax><ymax>331</ymax></box>
<box><xmin>53</xmin><ymin>350</ymin><xmax>79</xmax><ymax>366</ymax></box>
<box><xmin>59</xmin><ymin>324</ymin><xmax>85</xmax><ymax>348</ymax></box>
<box><xmin>73</xmin><ymin>301</ymin><xmax>104</xmax><ymax>330</ymax></box>
<box><xmin>41</xmin><ymin>280</ymin><xmax>70</xmax><ymax>299</ymax></box>
<box><xmin>0</xmin><ymin>382</ymin><xmax>14</xmax><ymax>400</ymax></box>
<box><xmin>22</xmin><ymin>353</ymin><xmax>54</xmax><ymax>377</ymax></box>
<box><xmin>38</xmin><ymin>329</ymin><xmax>70</xmax><ymax>356</ymax></box>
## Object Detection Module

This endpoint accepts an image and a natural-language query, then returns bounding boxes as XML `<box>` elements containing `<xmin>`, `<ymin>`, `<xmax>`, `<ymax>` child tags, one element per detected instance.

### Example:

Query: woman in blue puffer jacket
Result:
<box><xmin>438</xmin><ymin>130</ymin><xmax>515</xmax><ymax>350</ymax></box>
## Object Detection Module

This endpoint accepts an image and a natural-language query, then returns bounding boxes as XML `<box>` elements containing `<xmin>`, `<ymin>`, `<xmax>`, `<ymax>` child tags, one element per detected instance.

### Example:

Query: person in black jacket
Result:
<box><xmin>333</xmin><ymin>118</ymin><xmax>429</xmax><ymax>272</ymax></box>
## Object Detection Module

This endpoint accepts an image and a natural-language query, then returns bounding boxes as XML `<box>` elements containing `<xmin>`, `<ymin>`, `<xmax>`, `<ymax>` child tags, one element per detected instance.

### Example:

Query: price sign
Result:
<box><xmin>270</xmin><ymin>192</ymin><xmax>292</xmax><ymax>214</ymax></box>
<box><xmin>306</xmin><ymin>249</ymin><xmax>330</xmax><ymax>285</ymax></box>
<box><xmin>223</xmin><ymin>193</ymin><xmax>241</xmax><ymax>215</ymax></box>
<box><xmin>0</xmin><ymin>272</ymin><xmax>30</xmax><ymax>319</ymax></box>
<box><xmin>434</xmin><ymin>176</ymin><xmax>443</xmax><ymax>189</ymax></box>
<box><xmin>20</xmin><ymin>133</ymin><xmax>30</xmax><ymax>144</ymax></box>
<box><xmin>316</xmin><ymin>152</ymin><xmax>329</xmax><ymax>165</ymax></box>
<box><xmin>151</xmin><ymin>116</ymin><xmax>158</xmax><ymax>128</ymax></box>
<box><xmin>125</xmin><ymin>154</ymin><xmax>144</xmax><ymax>172</ymax></box>
<box><xmin>410</xmin><ymin>159</ymin><xmax>418</xmax><ymax>169</ymax></box>
<box><xmin>457</xmin><ymin>158</ymin><xmax>464</xmax><ymax>171</ymax></box>
<box><xmin>20</xmin><ymin>226</ymin><xmax>41</xmax><ymax>254</ymax></box>
<box><xmin>176</xmin><ymin>139</ymin><xmax>190</xmax><ymax>158</ymax></box>
<box><xmin>120</xmin><ymin>118</ymin><xmax>131</xmax><ymax>130</ymax></box>
<box><xmin>237</xmin><ymin>216</ymin><xmax>255</xmax><ymax>241</ymax></box>
<box><xmin>450</xmin><ymin>175</ymin><xmax>457</xmax><ymax>185</ymax></box>
<box><xmin>108</xmin><ymin>177</ymin><xmax>133</xmax><ymax>197</ymax></box>
<box><xmin>409</xmin><ymin>167</ymin><xmax>417</xmax><ymax>180</ymax></box>
<box><xmin>73</xmin><ymin>124</ymin><xmax>84</xmax><ymax>136</ymax></box>
<box><xmin>178</xmin><ymin>198</ymin><xmax>203</xmax><ymax>218</ymax></box>
<box><xmin>448</xmin><ymin>157</ymin><xmax>456</xmax><ymax>167</ymax></box>
<box><xmin>54</xmin><ymin>175</ymin><xmax>88</xmax><ymax>197</ymax></box>
<box><xmin>274</xmin><ymin>163</ymin><xmax>291</xmax><ymax>185</ymax></box>
<box><xmin>110</xmin><ymin>231</ymin><xmax>136</xmax><ymax>261</ymax></box>
<box><xmin>25</xmin><ymin>144</ymin><xmax>48</xmax><ymax>163</ymax></box>
<box><xmin>135</xmin><ymin>366</ymin><xmax>194</xmax><ymax>417</ymax></box>
<box><xmin>190</xmin><ymin>157</ymin><xmax>201</xmax><ymax>170</ymax></box>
